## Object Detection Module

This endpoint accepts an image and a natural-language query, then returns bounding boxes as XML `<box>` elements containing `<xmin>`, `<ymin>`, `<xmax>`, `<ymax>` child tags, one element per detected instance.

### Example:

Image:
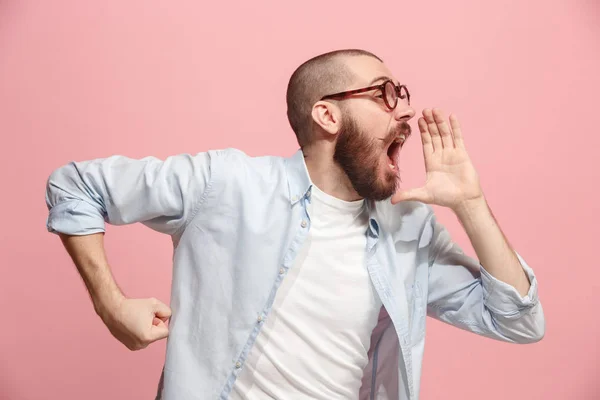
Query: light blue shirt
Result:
<box><xmin>45</xmin><ymin>148</ymin><xmax>545</xmax><ymax>400</ymax></box>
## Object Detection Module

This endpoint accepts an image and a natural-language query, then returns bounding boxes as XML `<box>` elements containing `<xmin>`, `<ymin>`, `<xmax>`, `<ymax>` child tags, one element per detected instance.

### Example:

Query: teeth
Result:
<box><xmin>389</xmin><ymin>163</ymin><xmax>395</xmax><ymax>170</ymax></box>
<box><xmin>394</xmin><ymin>134</ymin><xmax>406</xmax><ymax>143</ymax></box>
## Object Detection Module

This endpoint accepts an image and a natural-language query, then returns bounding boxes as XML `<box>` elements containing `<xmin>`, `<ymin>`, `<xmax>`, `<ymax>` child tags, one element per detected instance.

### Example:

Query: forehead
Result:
<box><xmin>343</xmin><ymin>55</ymin><xmax>397</xmax><ymax>86</ymax></box>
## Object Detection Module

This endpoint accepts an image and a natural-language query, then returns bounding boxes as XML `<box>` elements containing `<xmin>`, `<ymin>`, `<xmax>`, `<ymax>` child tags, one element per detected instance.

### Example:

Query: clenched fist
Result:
<box><xmin>98</xmin><ymin>296</ymin><xmax>172</xmax><ymax>351</ymax></box>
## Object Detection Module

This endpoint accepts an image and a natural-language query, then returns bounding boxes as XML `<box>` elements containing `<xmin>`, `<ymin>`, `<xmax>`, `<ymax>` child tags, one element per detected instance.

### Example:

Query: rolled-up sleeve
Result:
<box><xmin>424</xmin><ymin>213</ymin><xmax>545</xmax><ymax>344</ymax></box>
<box><xmin>45</xmin><ymin>152</ymin><xmax>214</xmax><ymax>236</ymax></box>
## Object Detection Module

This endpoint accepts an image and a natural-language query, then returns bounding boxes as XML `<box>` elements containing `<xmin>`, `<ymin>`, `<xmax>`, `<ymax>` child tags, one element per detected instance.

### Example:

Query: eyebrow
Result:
<box><xmin>368</xmin><ymin>75</ymin><xmax>394</xmax><ymax>86</ymax></box>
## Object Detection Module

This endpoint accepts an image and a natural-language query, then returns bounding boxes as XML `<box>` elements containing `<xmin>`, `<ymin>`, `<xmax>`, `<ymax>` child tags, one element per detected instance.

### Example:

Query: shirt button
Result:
<box><xmin>235</xmin><ymin>361</ymin><xmax>242</xmax><ymax>369</ymax></box>
<box><xmin>279</xmin><ymin>268</ymin><xmax>285</xmax><ymax>275</ymax></box>
<box><xmin>257</xmin><ymin>315</ymin><xmax>263</xmax><ymax>322</ymax></box>
<box><xmin>301</xmin><ymin>220</ymin><xmax>307</xmax><ymax>228</ymax></box>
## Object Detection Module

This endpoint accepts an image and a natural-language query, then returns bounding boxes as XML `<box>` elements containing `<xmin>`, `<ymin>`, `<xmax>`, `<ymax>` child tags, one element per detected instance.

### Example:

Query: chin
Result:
<box><xmin>382</xmin><ymin>172</ymin><xmax>399</xmax><ymax>196</ymax></box>
<box><xmin>363</xmin><ymin>169</ymin><xmax>396</xmax><ymax>201</ymax></box>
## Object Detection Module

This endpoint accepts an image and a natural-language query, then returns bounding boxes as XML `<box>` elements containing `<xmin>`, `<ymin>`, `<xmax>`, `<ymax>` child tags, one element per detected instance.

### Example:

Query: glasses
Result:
<box><xmin>320</xmin><ymin>79</ymin><xmax>410</xmax><ymax>110</ymax></box>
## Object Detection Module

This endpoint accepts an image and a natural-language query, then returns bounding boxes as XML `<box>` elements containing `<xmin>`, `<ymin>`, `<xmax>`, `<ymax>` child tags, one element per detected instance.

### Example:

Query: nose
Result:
<box><xmin>393</xmin><ymin>102</ymin><xmax>415</xmax><ymax>122</ymax></box>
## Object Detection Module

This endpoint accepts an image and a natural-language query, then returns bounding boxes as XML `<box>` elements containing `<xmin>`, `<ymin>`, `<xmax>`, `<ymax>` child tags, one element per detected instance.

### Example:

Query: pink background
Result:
<box><xmin>1</xmin><ymin>1</ymin><xmax>599</xmax><ymax>399</ymax></box>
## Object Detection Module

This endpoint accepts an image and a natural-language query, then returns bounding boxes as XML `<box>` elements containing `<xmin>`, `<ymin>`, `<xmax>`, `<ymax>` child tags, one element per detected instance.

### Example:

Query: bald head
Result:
<box><xmin>286</xmin><ymin>49</ymin><xmax>383</xmax><ymax>147</ymax></box>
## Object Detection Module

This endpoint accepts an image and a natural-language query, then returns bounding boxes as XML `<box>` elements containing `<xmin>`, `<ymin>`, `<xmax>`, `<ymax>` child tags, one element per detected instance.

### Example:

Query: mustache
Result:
<box><xmin>398</xmin><ymin>121</ymin><xmax>412</xmax><ymax>136</ymax></box>
<box><xmin>383</xmin><ymin>121</ymin><xmax>412</xmax><ymax>143</ymax></box>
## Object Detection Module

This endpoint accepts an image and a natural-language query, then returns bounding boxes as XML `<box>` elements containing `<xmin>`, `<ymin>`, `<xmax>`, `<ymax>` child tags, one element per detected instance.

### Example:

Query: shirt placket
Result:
<box><xmin>220</xmin><ymin>189</ymin><xmax>313</xmax><ymax>398</ymax></box>
<box><xmin>365</xmin><ymin>217</ymin><xmax>415</xmax><ymax>400</ymax></box>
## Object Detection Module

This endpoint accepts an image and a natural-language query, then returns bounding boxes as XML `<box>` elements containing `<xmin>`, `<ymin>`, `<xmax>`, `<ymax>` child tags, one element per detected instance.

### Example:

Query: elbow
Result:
<box><xmin>45</xmin><ymin>169</ymin><xmax>60</xmax><ymax>208</ymax></box>
<box><xmin>523</xmin><ymin>310</ymin><xmax>546</xmax><ymax>344</ymax></box>
<box><xmin>46</xmin><ymin>163</ymin><xmax>78</xmax><ymax>209</ymax></box>
<box><xmin>501</xmin><ymin>303</ymin><xmax>546</xmax><ymax>344</ymax></box>
<box><xmin>522</xmin><ymin>301</ymin><xmax>546</xmax><ymax>344</ymax></box>
<box><xmin>45</xmin><ymin>169</ymin><xmax>61</xmax><ymax>210</ymax></box>
<box><xmin>516</xmin><ymin>321</ymin><xmax>545</xmax><ymax>344</ymax></box>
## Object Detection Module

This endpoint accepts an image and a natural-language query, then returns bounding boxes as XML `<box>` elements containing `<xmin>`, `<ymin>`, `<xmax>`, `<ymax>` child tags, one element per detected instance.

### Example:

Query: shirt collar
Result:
<box><xmin>284</xmin><ymin>148</ymin><xmax>378</xmax><ymax>217</ymax></box>
<box><xmin>284</xmin><ymin>149</ymin><xmax>313</xmax><ymax>205</ymax></box>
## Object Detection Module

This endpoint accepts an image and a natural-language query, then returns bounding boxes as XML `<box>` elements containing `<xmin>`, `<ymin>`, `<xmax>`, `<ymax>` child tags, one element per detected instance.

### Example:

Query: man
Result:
<box><xmin>45</xmin><ymin>49</ymin><xmax>545</xmax><ymax>400</ymax></box>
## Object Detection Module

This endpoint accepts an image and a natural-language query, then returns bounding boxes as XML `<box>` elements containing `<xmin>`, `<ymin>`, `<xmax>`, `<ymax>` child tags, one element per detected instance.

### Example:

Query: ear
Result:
<box><xmin>311</xmin><ymin>101</ymin><xmax>342</xmax><ymax>136</ymax></box>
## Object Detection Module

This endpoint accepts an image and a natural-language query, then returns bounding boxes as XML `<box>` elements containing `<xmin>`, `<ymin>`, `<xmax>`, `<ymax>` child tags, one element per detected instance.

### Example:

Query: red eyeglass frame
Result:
<box><xmin>320</xmin><ymin>79</ymin><xmax>410</xmax><ymax>110</ymax></box>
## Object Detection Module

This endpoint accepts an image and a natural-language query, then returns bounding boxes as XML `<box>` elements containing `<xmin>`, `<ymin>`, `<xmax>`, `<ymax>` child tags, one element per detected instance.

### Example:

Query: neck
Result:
<box><xmin>302</xmin><ymin>144</ymin><xmax>362</xmax><ymax>202</ymax></box>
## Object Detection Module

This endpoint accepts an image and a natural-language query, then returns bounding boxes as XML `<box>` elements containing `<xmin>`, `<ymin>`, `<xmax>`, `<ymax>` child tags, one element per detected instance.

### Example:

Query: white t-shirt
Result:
<box><xmin>230</xmin><ymin>185</ymin><xmax>383</xmax><ymax>399</ymax></box>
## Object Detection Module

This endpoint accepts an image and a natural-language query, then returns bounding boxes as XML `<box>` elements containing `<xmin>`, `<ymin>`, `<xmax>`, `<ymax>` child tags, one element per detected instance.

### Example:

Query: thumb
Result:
<box><xmin>150</xmin><ymin>319</ymin><xmax>169</xmax><ymax>341</ymax></box>
<box><xmin>391</xmin><ymin>187</ymin><xmax>430</xmax><ymax>205</ymax></box>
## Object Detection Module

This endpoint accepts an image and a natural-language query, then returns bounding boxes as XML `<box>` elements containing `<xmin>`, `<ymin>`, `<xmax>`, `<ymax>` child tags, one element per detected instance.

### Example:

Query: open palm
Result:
<box><xmin>392</xmin><ymin>109</ymin><xmax>484</xmax><ymax>210</ymax></box>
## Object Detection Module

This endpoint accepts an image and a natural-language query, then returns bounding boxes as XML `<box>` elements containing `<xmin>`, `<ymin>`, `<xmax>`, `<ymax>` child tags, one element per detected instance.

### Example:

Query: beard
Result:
<box><xmin>333</xmin><ymin>114</ymin><xmax>409</xmax><ymax>201</ymax></box>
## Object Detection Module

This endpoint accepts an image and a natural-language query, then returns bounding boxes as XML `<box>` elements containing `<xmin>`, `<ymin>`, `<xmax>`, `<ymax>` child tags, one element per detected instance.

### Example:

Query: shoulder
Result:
<box><xmin>209</xmin><ymin>148</ymin><xmax>283</xmax><ymax>166</ymax></box>
<box><xmin>207</xmin><ymin>147</ymin><xmax>287</xmax><ymax>181</ymax></box>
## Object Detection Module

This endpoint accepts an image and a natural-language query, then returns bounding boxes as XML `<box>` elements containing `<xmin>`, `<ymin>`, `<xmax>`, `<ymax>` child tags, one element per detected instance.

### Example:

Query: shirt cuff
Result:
<box><xmin>480</xmin><ymin>251</ymin><xmax>539</xmax><ymax>318</ymax></box>
<box><xmin>46</xmin><ymin>200</ymin><xmax>106</xmax><ymax>235</ymax></box>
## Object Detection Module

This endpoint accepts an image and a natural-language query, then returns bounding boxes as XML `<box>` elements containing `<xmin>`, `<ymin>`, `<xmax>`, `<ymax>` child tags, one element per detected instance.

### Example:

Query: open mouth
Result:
<box><xmin>386</xmin><ymin>133</ymin><xmax>407</xmax><ymax>171</ymax></box>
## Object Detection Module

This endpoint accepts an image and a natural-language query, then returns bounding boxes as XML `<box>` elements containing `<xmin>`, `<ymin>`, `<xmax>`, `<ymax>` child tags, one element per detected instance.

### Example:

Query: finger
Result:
<box><xmin>150</xmin><ymin>323</ymin><xmax>169</xmax><ymax>341</ymax></box>
<box><xmin>422</xmin><ymin>109</ymin><xmax>442</xmax><ymax>151</ymax></box>
<box><xmin>449</xmin><ymin>113</ymin><xmax>465</xmax><ymax>149</ymax></box>
<box><xmin>432</xmin><ymin>108</ymin><xmax>454</xmax><ymax>149</ymax></box>
<box><xmin>152</xmin><ymin>300</ymin><xmax>172</xmax><ymax>319</ymax></box>
<box><xmin>418</xmin><ymin>117</ymin><xmax>433</xmax><ymax>158</ymax></box>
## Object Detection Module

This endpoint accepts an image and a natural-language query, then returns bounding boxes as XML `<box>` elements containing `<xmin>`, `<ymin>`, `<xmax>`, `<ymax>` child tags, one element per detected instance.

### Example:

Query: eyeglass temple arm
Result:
<box><xmin>320</xmin><ymin>83</ymin><xmax>386</xmax><ymax>100</ymax></box>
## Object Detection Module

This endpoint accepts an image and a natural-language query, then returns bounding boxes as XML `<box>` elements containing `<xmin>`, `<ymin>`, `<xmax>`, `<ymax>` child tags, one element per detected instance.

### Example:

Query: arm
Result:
<box><xmin>46</xmin><ymin>152</ymin><xmax>214</xmax><ymax>349</ymax></box>
<box><xmin>46</xmin><ymin>152</ymin><xmax>212</xmax><ymax>236</ymax></box>
<box><xmin>454</xmin><ymin>198</ymin><xmax>530</xmax><ymax>296</ymax></box>
<box><xmin>59</xmin><ymin>232</ymin><xmax>171</xmax><ymax>350</ymax></box>
<box><xmin>59</xmin><ymin>232</ymin><xmax>122</xmax><ymax>316</ymax></box>
<box><xmin>392</xmin><ymin>108</ymin><xmax>545</xmax><ymax>342</ymax></box>
<box><xmin>424</xmin><ymin>211</ymin><xmax>544</xmax><ymax>343</ymax></box>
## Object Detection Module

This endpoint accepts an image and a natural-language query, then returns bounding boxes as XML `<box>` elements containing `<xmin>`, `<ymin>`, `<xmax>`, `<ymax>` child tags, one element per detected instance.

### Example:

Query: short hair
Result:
<box><xmin>286</xmin><ymin>49</ymin><xmax>383</xmax><ymax>147</ymax></box>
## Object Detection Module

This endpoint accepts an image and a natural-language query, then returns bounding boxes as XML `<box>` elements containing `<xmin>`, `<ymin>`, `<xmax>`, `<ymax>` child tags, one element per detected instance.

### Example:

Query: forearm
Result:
<box><xmin>59</xmin><ymin>233</ymin><xmax>125</xmax><ymax>318</ymax></box>
<box><xmin>453</xmin><ymin>197</ymin><xmax>530</xmax><ymax>297</ymax></box>
<box><xmin>58</xmin><ymin>233</ymin><xmax>172</xmax><ymax>350</ymax></box>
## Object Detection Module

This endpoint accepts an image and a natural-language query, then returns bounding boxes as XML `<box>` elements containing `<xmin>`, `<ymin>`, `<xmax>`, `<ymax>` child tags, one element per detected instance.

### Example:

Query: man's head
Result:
<box><xmin>286</xmin><ymin>49</ymin><xmax>415</xmax><ymax>201</ymax></box>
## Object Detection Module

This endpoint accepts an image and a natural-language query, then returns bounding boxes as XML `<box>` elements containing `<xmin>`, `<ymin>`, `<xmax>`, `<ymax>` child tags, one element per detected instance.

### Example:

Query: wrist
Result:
<box><xmin>452</xmin><ymin>196</ymin><xmax>488</xmax><ymax>221</ymax></box>
<box><xmin>92</xmin><ymin>287</ymin><xmax>125</xmax><ymax>321</ymax></box>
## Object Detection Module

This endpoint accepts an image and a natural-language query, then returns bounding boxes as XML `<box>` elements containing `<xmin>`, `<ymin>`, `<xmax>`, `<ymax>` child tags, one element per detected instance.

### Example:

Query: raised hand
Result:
<box><xmin>392</xmin><ymin>108</ymin><xmax>484</xmax><ymax>210</ymax></box>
